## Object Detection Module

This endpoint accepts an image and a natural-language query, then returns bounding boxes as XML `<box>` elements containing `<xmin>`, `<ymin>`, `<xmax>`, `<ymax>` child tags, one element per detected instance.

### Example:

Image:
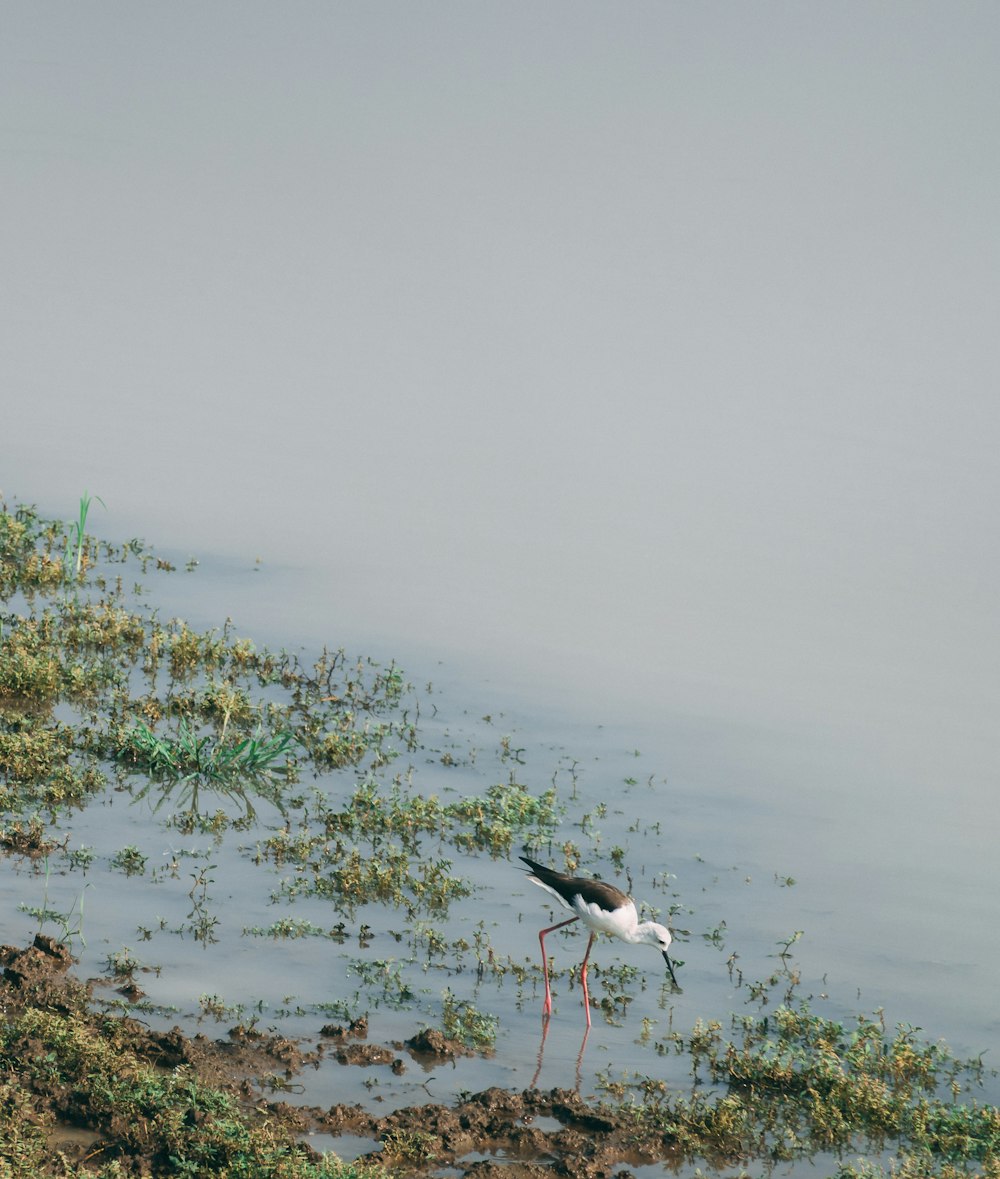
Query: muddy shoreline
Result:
<box><xmin>2</xmin><ymin>933</ymin><xmax>690</xmax><ymax>1177</ymax></box>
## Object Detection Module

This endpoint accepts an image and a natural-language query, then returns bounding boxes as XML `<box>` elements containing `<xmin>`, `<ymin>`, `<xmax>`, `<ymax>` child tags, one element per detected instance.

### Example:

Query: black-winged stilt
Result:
<box><xmin>519</xmin><ymin>855</ymin><xmax>679</xmax><ymax>1026</ymax></box>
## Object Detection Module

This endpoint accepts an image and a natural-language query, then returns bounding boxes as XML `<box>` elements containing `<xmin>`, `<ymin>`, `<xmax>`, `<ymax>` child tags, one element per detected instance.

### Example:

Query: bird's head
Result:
<box><xmin>640</xmin><ymin>921</ymin><xmax>680</xmax><ymax>988</ymax></box>
<box><xmin>649</xmin><ymin>922</ymin><xmax>672</xmax><ymax>952</ymax></box>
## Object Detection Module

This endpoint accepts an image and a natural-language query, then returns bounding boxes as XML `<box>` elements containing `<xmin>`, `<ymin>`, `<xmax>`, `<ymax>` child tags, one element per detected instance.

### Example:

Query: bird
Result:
<box><xmin>519</xmin><ymin>855</ymin><xmax>679</xmax><ymax>1027</ymax></box>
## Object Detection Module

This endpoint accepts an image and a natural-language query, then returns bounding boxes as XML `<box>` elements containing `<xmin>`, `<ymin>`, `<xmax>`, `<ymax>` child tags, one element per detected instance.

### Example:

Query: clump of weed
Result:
<box><xmin>110</xmin><ymin>845</ymin><xmax>148</xmax><ymax>876</ymax></box>
<box><xmin>116</xmin><ymin>717</ymin><xmax>294</xmax><ymax>823</ymax></box>
<box><xmin>285</xmin><ymin>844</ymin><xmax>473</xmax><ymax>918</ymax></box>
<box><xmin>0</xmin><ymin>816</ymin><xmax>58</xmax><ymax>858</ymax></box>
<box><xmin>599</xmin><ymin>979</ymin><xmax>1000</xmax><ymax>1173</ymax></box>
<box><xmin>445</xmin><ymin>778</ymin><xmax>561</xmax><ymax>854</ymax></box>
<box><xmin>347</xmin><ymin>958</ymin><xmax>416</xmax><ymax>1008</ymax></box>
<box><xmin>379</xmin><ymin>1126</ymin><xmax>438</xmax><ymax>1166</ymax></box>
<box><xmin>440</xmin><ymin>988</ymin><xmax>498</xmax><ymax>1051</ymax></box>
<box><xmin>0</xmin><ymin>504</ymin><xmax>67</xmax><ymax>595</ymax></box>
<box><xmin>244</xmin><ymin>917</ymin><xmax>342</xmax><ymax>940</ymax></box>
<box><xmin>0</xmin><ymin>715</ymin><xmax>105</xmax><ymax>812</ymax></box>
<box><xmin>17</xmin><ymin>861</ymin><xmax>91</xmax><ymax>948</ymax></box>
<box><xmin>257</xmin><ymin>769</ymin><xmax>561</xmax><ymax>922</ymax></box>
<box><xmin>0</xmin><ymin>619</ymin><xmax>63</xmax><ymax>706</ymax></box>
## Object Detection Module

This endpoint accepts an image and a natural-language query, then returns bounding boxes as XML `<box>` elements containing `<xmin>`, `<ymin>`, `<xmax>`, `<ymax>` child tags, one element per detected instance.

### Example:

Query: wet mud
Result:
<box><xmin>320</xmin><ymin>1085</ymin><xmax>681</xmax><ymax>1177</ymax></box>
<box><xmin>2</xmin><ymin>934</ymin><xmax>684</xmax><ymax>1176</ymax></box>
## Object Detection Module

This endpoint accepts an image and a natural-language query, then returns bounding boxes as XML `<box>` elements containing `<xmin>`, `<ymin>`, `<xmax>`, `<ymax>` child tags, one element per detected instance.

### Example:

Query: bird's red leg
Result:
<box><xmin>579</xmin><ymin>932</ymin><xmax>596</xmax><ymax>1028</ymax></box>
<box><xmin>538</xmin><ymin>917</ymin><xmax>578</xmax><ymax>1017</ymax></box>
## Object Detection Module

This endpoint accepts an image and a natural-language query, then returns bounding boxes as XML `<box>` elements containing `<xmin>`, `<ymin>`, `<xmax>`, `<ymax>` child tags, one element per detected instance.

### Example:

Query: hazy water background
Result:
<box><xmin>3</xmin><ymin>0</ymin><xmax>1000</xmax><ymax>1137</ymax></box>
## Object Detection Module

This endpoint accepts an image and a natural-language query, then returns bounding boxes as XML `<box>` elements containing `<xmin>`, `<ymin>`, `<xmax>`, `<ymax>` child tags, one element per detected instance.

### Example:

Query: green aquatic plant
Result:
<box><xmin>0</xmin><ymin>620</ymin><xmax>62</xmax><ymax>706</ymax></box>
<box><xmin>105</xmin><ymin>946</ymin><xmax>140</xmax><ymax>982</ymax></box>
<box><xmin>0</xmin><ymin>502</ymin><xmax>67</xmax><ymax>595</ymax></box>
<box><xmin>0</xmin><ymin>716</ymin><xmax>106</xmax><ymax>812</ymax></box>
<box><xmin>256</xmin><ymin>769</ymin><xmax>560</xmax><ymax>923</ymax></box>
<box><xmin>182</xmin><ymin>856</ymin><xmax>221</xmax><ymax>944</ymax></box>
<box><xmin>110</xmin><ymin>844</ymin><xmax>148</xmax><ymax>876</ymax></box>
<box><xmin>65</xmin><ymin>490</ymin><xmax>106</xmax><ymax>581</ymax></box>
<box><xmin>440</xmin><ymin>988</ymin><xmax>498</xmax><ymax>1050</ymax></box>
<box><xmin>289</xmin><ymin>843</ymin><xmax>473</xmax><ymax>918</ymax></box>
<box><xmin>2</xmin><ymin>500</ymin><xmax>424</xmax><ymax>842</ymax></box>
<box><xmin>300</xmin><ymin>774</ymin><xmax>560</xmax><ymax>857</ymax></box>
<box><xmin>0</xmin><ymin>816</ymin><xmax>58</xmax><ymax>858</ymax></box>
<box><xmin>597</xmin><ymin>983</ymin><xmax>1000</xmax><ymax>1174</ymax></box>
<box><xmin>347</xmin><ymin>958</ymin><xmax>416</xmax><ymax>1008</ymax></box>
<box><xmin>243</xmin><ymin>917</ymin><xmax>343</xmax><ymax>940</ymax></box>
<box><xmin>65</xmin><ymin>843</ymin><xmax>95</xmax><ymax>870</ymax></box>
<box><xmin>404</xmin><ymin>919</ymin><xmax>451</xmax><ymax>961</ymax></box>
<box><xmin>117</xmin><ymin>717</ymin><xmax>294</xmax><ymax>822</ymax></box>
<box><xmin>588</xmin><ymin>960</ymin><xmax>641</xmax><ymax>1024</ymax></box>
<box><xmin>446</xmin><ymin>778</ymin><xmax>561</xmax><ymax>854</ymax></box>
<box><xmin>18</xmin><ymin>858</ymin><xmax>91</xmax><ymax>948</ymax></box>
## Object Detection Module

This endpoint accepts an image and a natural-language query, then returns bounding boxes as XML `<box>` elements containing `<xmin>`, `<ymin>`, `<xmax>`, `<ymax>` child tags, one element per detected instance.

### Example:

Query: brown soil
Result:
<box><xmin>1</xmin><ymin>935</ymin><xmax>684</xmax><ymax>1177</ymax></box>
<box><xmin>319</xmin><ymin>1086</ymin><xmax>679</xmax><ymax>1177</ymax></box>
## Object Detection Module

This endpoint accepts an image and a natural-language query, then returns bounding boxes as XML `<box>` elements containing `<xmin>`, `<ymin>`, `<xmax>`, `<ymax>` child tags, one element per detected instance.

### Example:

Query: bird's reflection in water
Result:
<box><xmin>531</xmin><ymin>1013</ymin><xmax>590</xmax><ymax>1091</ymax></box>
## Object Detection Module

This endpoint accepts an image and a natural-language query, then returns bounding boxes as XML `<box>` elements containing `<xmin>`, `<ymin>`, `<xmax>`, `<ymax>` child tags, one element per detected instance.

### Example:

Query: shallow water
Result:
<box><xmin>5</xmin><ymin>550</ymin><xmax>997</xmax><ymax>1127</ymax></box>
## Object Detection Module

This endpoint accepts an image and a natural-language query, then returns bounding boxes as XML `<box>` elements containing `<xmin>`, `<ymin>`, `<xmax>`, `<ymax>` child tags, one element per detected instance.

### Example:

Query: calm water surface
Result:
<box><xmin>3</xmin><ymin>525</ymin><xmax>997</xmax><ymax>1124</ymax></box>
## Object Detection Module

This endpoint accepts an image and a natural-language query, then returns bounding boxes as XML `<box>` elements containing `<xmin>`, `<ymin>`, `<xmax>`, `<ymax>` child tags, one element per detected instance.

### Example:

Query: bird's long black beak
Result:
<box><xmin>663</xmin><ymin>951</ymin><xmax>680</xmax><ymax>989</ymax></box>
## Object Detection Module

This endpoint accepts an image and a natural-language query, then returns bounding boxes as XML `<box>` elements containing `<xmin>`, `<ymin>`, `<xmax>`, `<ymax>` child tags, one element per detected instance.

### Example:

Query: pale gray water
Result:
<box><xmin>3</xmin><ymin>0</ymin><xmax>1000</xmax><ymax>1157</ymax></box>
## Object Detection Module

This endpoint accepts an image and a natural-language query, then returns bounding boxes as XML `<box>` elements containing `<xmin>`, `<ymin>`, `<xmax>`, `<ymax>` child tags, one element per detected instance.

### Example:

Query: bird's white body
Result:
<box><xmin>529</xmin><ymin>876</ymin><xmax>672</xmax><ymax>951</ymax></box>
